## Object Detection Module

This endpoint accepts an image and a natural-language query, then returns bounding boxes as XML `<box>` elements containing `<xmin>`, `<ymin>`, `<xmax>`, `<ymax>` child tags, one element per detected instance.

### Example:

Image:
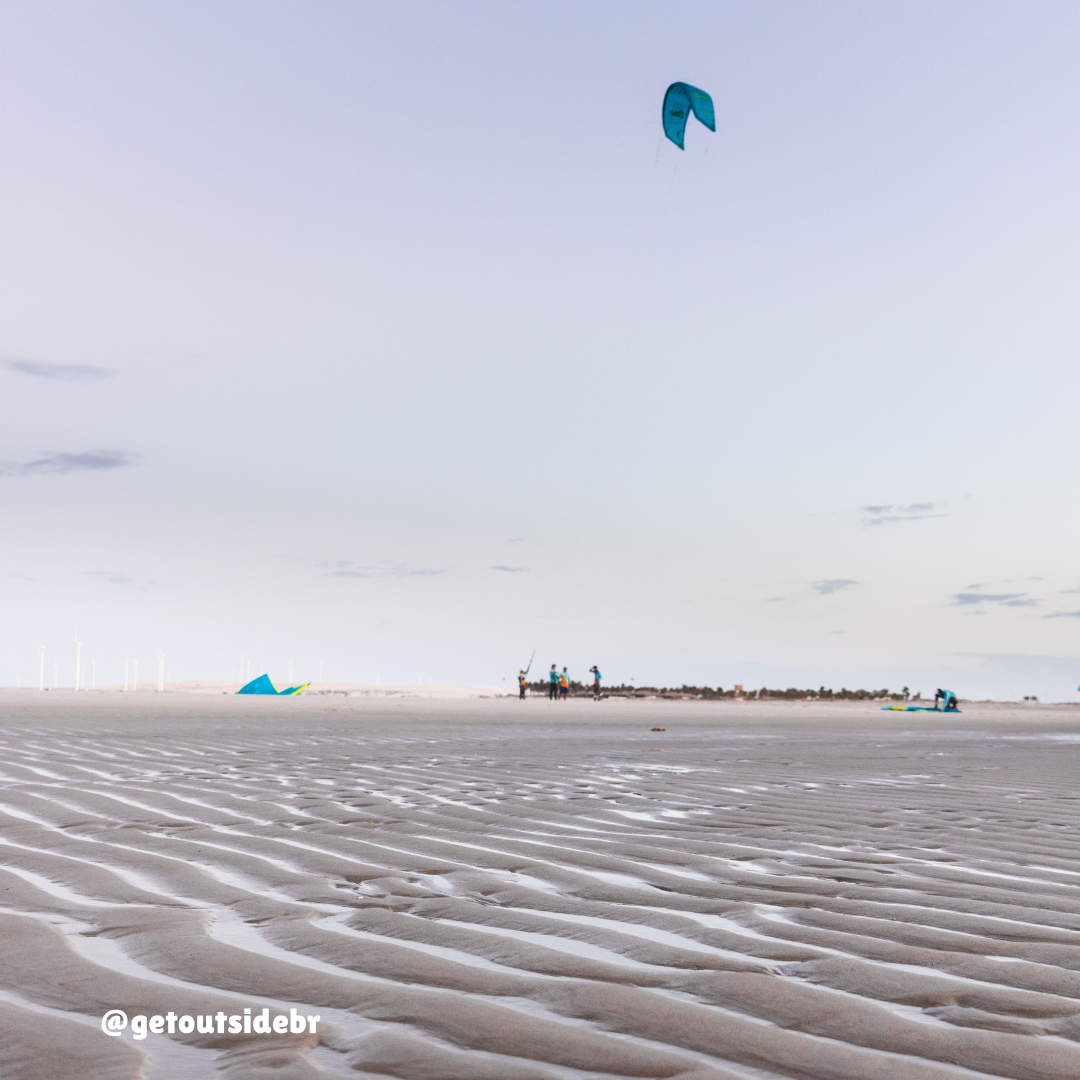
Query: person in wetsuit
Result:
<box><xmin>935</xmin><ymin>688</ymin><xmax>959</xmax><ymax>711</ymax></box>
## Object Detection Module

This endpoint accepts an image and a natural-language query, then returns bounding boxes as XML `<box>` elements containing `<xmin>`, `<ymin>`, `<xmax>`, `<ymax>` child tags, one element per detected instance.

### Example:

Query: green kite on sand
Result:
<box><xmin>238</xmin><ymin>674</ymin><xmax>309</xmax><ymax>696</ymax></box>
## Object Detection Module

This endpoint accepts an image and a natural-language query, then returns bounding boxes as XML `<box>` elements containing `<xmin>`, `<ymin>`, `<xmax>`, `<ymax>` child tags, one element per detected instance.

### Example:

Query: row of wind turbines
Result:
<box><xmin>31</xmin><ymin>635</ymin><xmax>167</xmax><ymax>692</ymax></box>
<box><xmin>24</xmin><ymin>642</ymin><xmax>321</xmax><ymax>691</ymax></box>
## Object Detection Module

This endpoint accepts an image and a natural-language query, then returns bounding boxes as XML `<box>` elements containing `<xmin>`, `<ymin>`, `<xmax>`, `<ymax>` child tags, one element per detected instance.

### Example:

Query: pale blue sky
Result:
<box><xmin>2</xmin><ymin>1</ymin><xmax>1080</xmax><ymax>698</ymax></box>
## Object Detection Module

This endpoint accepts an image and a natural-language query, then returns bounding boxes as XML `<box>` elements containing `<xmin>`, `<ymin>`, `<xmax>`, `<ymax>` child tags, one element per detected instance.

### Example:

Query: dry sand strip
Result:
<box><xmin>0</xmin><ymin>693</ymin><xmax>1077</xmax><ymax>1079</ymax></box>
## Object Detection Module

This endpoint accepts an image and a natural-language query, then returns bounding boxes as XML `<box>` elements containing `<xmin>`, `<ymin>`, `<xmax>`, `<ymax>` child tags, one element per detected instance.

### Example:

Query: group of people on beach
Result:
<box><xmin>517</xmin><ymin>665</ymin><xmax>602</xmax><ymax>701</ymax></box>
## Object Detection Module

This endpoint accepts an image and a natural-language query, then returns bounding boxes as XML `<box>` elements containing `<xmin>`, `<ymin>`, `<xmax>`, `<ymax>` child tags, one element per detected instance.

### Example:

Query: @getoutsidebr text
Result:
<box><xmin>101</xmin><ymin>1006</ymin><xmax>320</xmax><ymax>1038</ymax></box>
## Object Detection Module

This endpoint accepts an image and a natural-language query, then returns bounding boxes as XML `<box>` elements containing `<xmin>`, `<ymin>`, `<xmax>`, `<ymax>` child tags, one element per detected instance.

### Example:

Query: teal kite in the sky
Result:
<box><xmin>662</xmin><ymin>82</ymin><xmax>715</xmax><ymax>149</ymax></box>
<box><xmin>238</xmin><ymin>673</ymin><xmax>309</xmax><ymax>696</ymax></box>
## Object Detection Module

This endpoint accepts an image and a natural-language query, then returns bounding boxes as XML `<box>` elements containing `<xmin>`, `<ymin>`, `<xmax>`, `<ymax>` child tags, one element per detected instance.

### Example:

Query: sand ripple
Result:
<box><xmin>0</xmin><ymin>700</ymin><xmax>1077</xmax><ymax>1079</ymax></box>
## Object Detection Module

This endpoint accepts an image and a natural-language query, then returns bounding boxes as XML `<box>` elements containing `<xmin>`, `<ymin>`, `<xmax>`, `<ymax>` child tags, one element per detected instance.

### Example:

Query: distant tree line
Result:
<box><xmin>525</xmin><ymin>682</ymin><xmax>915</xmax><ymax>701</ymax></box>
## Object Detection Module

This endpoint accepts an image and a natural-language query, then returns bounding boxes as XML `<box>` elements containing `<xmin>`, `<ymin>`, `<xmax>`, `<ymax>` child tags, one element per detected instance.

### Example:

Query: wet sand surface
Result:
<box><xmin>0</xmin><ymin>692</ymin><xmax>1078</xmax><ymax>1080</ymax></box>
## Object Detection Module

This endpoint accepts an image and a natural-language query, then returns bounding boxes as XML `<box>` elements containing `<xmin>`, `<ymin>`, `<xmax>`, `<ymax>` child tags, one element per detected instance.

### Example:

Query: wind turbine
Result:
<box><xmin>38</xmin><ymin>646</ymin><xmax>45</xmax><ymax>691</ymax></box>
<box><xmin>74</xmin><ymin>633</ymin><xmax>82</xmax><ymax>692</ymax></box>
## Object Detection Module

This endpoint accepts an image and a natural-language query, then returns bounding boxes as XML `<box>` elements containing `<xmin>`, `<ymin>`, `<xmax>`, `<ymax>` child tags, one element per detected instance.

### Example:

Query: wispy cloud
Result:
<box><xmin>862</xmin><ymin>502</ymin><xmax>946</xmax><ymax>526</ymax></box>
<box><xmin>812</xmin><ymin>579</ymin><xmax>859</xmax><ymax>596</ymax></box>
<box><xmin>86</xmin><ymin>570</ymin><xmax>154</xmax><ymax>591</ymax></box>
<box><xmin>490</xmin><ymin>565</ymin><xmax>528</xmax><ymax>572</ymax></box>
<box><xmin>969</xmin><ymin>577</ymin><xmax>1042</xmax><ymax>590</ymax></box>
<box><xmin>2</xmin><ymin>358</ymin><xmax>111</xmax><ymax>380</ymax></box>
<box><xmin>1044</xmin><ymin>610</ymin><xmax>1080</xmax><ymax>619</ymax></box>
<box><xmin>0</xmin><ymin>450</ymin><xmax>137</xmax><ymax>476</ymax></box>
<box><xmin>319</xmin><ymin>559</ymin><xmax>447</xmax><ymax>579</ymax></box>
<box><xmin>953</xmin><ymin>592</ymin><xmax>1038</xmax><ymax>608</ymax></box>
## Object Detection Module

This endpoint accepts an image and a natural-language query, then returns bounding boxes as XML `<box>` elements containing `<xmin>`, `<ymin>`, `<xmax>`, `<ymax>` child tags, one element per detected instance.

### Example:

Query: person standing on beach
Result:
<box><xmin>518</xmin><ymin>670</ymin><xmax>528</xmax><ymax>699</ymax></box>
<box><xmin>589</xmin><ymin>665</ymin><xmax>601</xmax><ymax>700</ymax></box>
<box><xmin>549</xmin><ymin>665</ymin><xmax>559</xmax><ymax>700</ymax></box>
<box><xmin>558</xmin><ymin>667</ymin><xmax>570</xmax><ymax>700</ymax></box>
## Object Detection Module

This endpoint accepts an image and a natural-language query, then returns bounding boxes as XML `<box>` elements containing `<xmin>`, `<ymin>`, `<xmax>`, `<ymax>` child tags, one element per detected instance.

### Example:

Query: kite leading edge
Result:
<box><xmin>662</xmin><ymin>82</ymin><xmax>715</xmax><ymax>150</ymax></box>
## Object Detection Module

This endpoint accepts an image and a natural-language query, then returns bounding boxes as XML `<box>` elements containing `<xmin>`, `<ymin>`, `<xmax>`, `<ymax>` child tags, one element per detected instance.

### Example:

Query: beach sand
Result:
<box><xmin>0</xmin><ymin>690</ymin><xmax>1077</xmax><ymax>1079</ymax></box>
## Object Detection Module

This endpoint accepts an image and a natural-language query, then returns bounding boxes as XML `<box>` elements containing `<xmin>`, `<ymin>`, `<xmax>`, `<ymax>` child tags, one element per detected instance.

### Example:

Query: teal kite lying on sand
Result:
<box><xmin>238</xmin><ymin>674</ymin><xmax>309</xmax><ymax>696</ymax></box>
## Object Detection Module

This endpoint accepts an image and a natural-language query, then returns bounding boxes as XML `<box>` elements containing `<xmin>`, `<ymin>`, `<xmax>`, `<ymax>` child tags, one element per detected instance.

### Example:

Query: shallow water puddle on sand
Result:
<box><xmin>619</xmin><ymin>861</ymin><xmax>714</xmax><ymax>881</ymax></box>
<box><xmin>205</xmin><ymin>908</ymin><xmax>395</xmax><ymax>984</ymax></box>
<box><xmin>0</xmin><ymin>833</ymin><xmax>195</xmax><ymax>905</ymax></box>
<box><xmin>435</xmin><ymin>916</ymin><xmax>686</xmax><ymax>969</ymax></box>
<box><xmin>127</xmin><ymin>788</ymin><xmax>279</xmax><ymax>825</ymax></box>
<box><xmin>610</xmin><ymin>809</ymin><xmax>661</xmax><ymax>822</ymax></box>
<box><xmin>749</xmin><ymin>905</ymin><xmax>1077</xmax><ymax>991</ymax></box>
<box><xmin>511</xmin><ymin>907</ymin><xmax>776</xmax><ymax>964</ymax></box>
<box><xmin>471</xmin><ymin>993</ymin><xmax>794</xmax><ymax>1080</ymax></box>
<box><xmin>483</xmin><ymin>869</ymin><xmax>568</xmax><ymax>895</ymax></box>
<box><xmin>316</xmin><ymin>912</ymin><xmax>549</xmax><ymax>973</ymax></box>
<box><xmin>0</xmin><ymin>861</ymin><xmax>153</xmax><ymax>907</ymax></box>
<box><xmin>158</xmin><ymin>831</ymin><xmax>335</xmax><ymax>881</ymax></box>
<box><xmin>564</xmin><ymin>868</ymin><xmax>661</xmax><ymax>890</ymax></box>
<box><xmin>632</xmin><ymin>906</ymin><xmax>783</xmax><ymax>941</ymax></box>
<box><xmin>180</xmin><ymin>858</ymin><xmax>351</xmax><ymax>910</ymax></box>
<box><xmin>772</xmin><ymin>972</ymin><xmax>956</xmax><ymax>1027</ymax></box>
<box><xmin>645</xmin><ymin>987</ymin><xmax>1014</xmax><ymax>1080</ymax></box>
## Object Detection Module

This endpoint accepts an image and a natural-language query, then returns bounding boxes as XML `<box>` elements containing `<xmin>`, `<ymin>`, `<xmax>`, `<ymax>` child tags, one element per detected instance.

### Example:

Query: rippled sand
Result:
<box><xmin>0</xmin><ymin>691</ymin><xmax>1078</xmax><ymax>1080</ymax></box>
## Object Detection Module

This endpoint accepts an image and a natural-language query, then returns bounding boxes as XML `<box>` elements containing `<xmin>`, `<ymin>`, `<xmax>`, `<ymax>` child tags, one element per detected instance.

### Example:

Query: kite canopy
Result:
<box><xmin>238</xmin><ymin>674</ymin><xmax>309</xmax><ymax>696</ymax></box>
<box><xmin>662</xmin><ymin>82</ymin><xmax>715</xmax><ymax>149</ymax></box>
<box><xmin>882</xmin><ymin>689</ymin><xmax>960</xmax><ymax>713</ymax></box>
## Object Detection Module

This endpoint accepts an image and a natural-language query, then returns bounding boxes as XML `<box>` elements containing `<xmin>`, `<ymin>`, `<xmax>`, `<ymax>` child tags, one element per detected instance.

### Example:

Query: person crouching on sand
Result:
<box><xmin>559</xmin><ymin>667</ymin><xmax>570</xmax><ymax>700</ymax></box>
<box><xmin>549</xmin><ymin>665</ymin><xmax>559</xmax><ymax>700</ymax></box>
<box><xmin>589</xmin><ymin>665</ymin><xmax>601</xmax><ymax>700</ymax></box>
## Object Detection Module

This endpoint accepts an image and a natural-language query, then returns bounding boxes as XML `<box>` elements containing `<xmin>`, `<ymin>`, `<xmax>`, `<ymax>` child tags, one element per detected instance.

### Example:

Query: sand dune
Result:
<box><xmin>0</xmin><ymin>692</ymin><xmax>1077</xmax><ymax>1078</ymax></box>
